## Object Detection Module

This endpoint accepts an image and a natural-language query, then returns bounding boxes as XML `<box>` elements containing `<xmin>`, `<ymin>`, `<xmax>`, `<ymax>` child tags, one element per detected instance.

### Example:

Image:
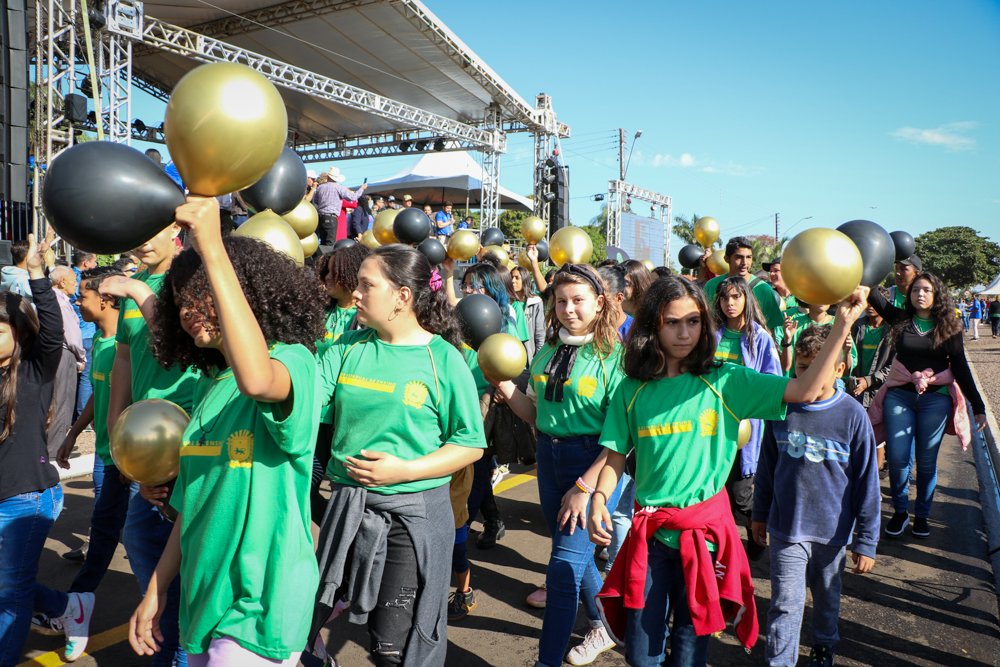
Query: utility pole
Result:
<box><xmin>775</xmin><ymin>213</ymin><xmax>779</xmax><ymax>242</ymax></box>
<box><xmin>619</xmin><ymin>128</ymin><xmax>626</xmax><ymax>181</ymax></box>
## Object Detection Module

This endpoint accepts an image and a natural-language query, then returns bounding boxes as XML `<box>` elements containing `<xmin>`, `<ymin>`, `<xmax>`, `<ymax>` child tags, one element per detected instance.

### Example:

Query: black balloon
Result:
<box><xmin>417</xmin><ymin>237</ymin><xmax>447</xmax><ymax>265</ymax></box>
<box><xmin>240</xmin><ymin>146</ymin><xmax>307</xmax><ymax>216</ymax></box>
<box><xmin>42</xmin><ymin>142</ymin><xmax>186</xmax><ymax>254</ymax></box>
<box><xmin>455</xmin><ymin>293</ymin><xmax>503</xmax><ymax>350</ymax></box>
<box><xmin>394</xmin><ymin>208</ymin><xmax>432</xmax><ymax>245</ymax></box>
<box><xmin>890</xmin><ymin>231</ymin><xmax>915</xmax><ymax>262</ymax></box>
<box><xmin>836</xmin><ymin>220</ymin><xmax>895</xmax><ymax>287</ymax></box>
<box><xmin>535</xmin><ymin>240</ymin><xmax>549</xmax><ymax>263</ymax></box>
<box><xmin>480</xmin><ymin>227</ymin><xmax>505</xmax><ymax>247</ymax></box>
<box><xmin>334</xmin><ymin>238</ymin><xmax>357</xmax><ymax>249</ymax></box>
<box><xmin>678</xmin><ymin>244</ymin><xmax>703</xmax><ymax>269</ymax></box>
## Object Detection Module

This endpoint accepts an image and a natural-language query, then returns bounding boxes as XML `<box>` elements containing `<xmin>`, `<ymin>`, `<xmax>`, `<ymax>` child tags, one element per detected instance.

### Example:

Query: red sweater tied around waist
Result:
<box><xmin>595</xmin><ymin>489</ymin><xmax>758</xmax><ymax>651</ymax></box>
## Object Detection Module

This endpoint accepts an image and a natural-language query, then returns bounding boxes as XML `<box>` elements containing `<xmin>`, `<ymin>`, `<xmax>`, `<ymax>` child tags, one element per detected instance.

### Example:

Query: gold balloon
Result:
<box><xmin>640</xmin><ymin>259</ymin><xmax>655</xmax><ymax>271</ymax></box>
<box><xmin>783</xmin><ymin>228</ymin><xmax>863</xmax><ymax>305</ymax></box>
<box><xmin>505</xmin><ymin>259</ymin><xmax>517</xmax><ymax>270</ymax></box>
<box><xmin>110</xmin><ymin>399</ymin><xmax>189</xmax><ymax>487</ymax></box>
<box><xmin>477</xmin><ymin>333</ymin><xmax>528</xmax><ymax>382</ymax></box>
<box><xmin>360</xmin><ymin>228</ymin><xmax>381</xmax><ymax>249</ymax></box>
<box><xmin>549</xmin><ymin>226</ymin><xmax>593</xmax><ymax>267</ymax></box>
<box><xmin>373</xmin><ymin>209</ymin><xmax>399</xmax><ymax>245</ymax></box>
<box><xmin>517</xmin><ymin>249</ymin><xmax>532</xmax><ymax>269</ymax></box>
<box><xmin>282</xmin><ymin>200</ymin><xmax>319</xmax><ymax>239</ymax></box>
<box><xmin>521</xmin><ymin>216</ymin><xmax>547</xmax><ymax>244</ymax></box>
<box><xmin>482</xmin><ymin>245</ymin><xmax>509</xmax><ymax>265</ymax></box>
<box><xmin>165</xmin><ymin>63</ymin><xmax>287</xmax><ymax>196</ymax></box>
<box><xmin>706</xmin><ymin>250</ymin><xmax>729</xmax><ymax>275</ymax></box>
<box><xmin>447</xmin><ymin>230</ymin><xmax>480</xmax><ymax>261</ymax></box>
<box><xmin>737</xmin><ymin>419</ymin><xmax>752</xmax><ymax>450</ymax></box>
<box><xmin>301</xmin><ymin>233</ymin><xmax>319</xmax><ymax>257</ymax></box>
<box><xmin>694</xmin><ymin>216</ymin><xmax>720</xmax><ymax>248</ymax></box>
<box><xmin>234</xmin><ymin>210</ymin><xmax>305</xmax><ymax>266</ymax></box>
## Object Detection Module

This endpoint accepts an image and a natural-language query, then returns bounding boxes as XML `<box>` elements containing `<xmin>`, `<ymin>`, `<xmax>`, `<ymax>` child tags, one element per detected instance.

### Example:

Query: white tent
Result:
<box><xmin>980</xmin><ymin>272</ymin><xmax>1000</xmax><ymax>295</ymax></box>
<box><xmin>362</xmin><ymin>152</ymin><xmax>533</xmax><ymax>212</ymax></box>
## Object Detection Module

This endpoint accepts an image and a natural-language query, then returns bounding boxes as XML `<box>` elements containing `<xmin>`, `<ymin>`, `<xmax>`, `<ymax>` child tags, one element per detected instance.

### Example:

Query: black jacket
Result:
<box><xmin>849</xmin><ymin>316</ymin><xmax>894</xmax><ymax>409</ymax></box>
<box><xmin>348</xmin><ymin>207</ymin><xmax>370</xmax><ymax>240</ymax></box>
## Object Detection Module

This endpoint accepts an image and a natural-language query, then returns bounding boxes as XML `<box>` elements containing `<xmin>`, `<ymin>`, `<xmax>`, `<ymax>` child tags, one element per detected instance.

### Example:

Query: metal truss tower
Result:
<box><xmin>607</xmin><ymin>180</ymin><xmax>673</xmax><ymax>265</ymax></box>
<box><xmin>480</xmin><ymin>103</ymin><xmax>502</xmax><ymax>229</ymax></box>
<box><xmin>532</xmin><ymin>94</ymin><xmax>556</xmax><ymax>228</ymax></box>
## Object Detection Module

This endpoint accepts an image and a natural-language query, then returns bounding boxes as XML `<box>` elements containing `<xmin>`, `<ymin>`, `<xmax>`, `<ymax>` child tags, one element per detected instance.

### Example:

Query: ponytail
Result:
<box><xmin>371</xmin><ymin>245</ymin><xmax>464</xmax><ymax>351</ymax></box>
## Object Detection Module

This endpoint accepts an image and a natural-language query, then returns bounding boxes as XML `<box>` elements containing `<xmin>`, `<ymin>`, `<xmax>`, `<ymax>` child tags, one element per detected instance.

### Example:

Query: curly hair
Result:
<box><xmin>544</xmin><ymin>264</ymin><xmax>620</xmax><ymax>357</ymax></box>
<box><xmin>623</xmin><ymin>275</ymin><xmax>720</xmax><ymax>381</ymax></box>
<box><xmin>794</xmin><ymin>324</ymin><xmax>846</xmax><ymax>367</ymax></box>
<box><xmin>317</xmin><ymin>243</ymin><xmax>370</xmax><ymax>310</ymax></box>
<box><xmin>150</xmin><ymin>236</ymin><xmax>328</xmax><ymax>373</ymax></box>
<box><xmin>80</xmin><ymin>266</ymin><xmax>125</xmax><ymax>310</ymax></box>
<box><xmin>369</xmin><ymin>244</ymin><xmax>464</xmax><ymax>351</ymax></box>
<box><xmin>887</xmin><ymin>271</ymin><xmax>962</xmax><ymax>349</ymax></box>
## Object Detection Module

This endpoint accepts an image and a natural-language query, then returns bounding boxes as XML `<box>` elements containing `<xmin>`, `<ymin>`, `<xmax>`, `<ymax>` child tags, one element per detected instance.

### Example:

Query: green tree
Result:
<box><xmin>580</xmin><ymin>225</ymin><xmax>607</xmax><ymax>266</ymax></box>
<box><xmin>673</xmin><ymin>213</ymin><xmax>721</xmax><ymax>251</ymax></box>
<box><xmin>498</xmin><ymin>208</ymin><xmax>530</xmax><ymax>240</ymax></box>
<box><xmin>914</xmin><ymin>226</ymin><xmax>1000</xmax><ymax>289</ymax></box>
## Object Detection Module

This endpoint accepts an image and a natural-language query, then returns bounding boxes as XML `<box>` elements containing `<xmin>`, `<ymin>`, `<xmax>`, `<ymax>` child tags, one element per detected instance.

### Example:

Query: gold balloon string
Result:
<box><xmin>189</xmin><ymin>0</ymin><xmax>475</xmax><ymax>121</ymax></box>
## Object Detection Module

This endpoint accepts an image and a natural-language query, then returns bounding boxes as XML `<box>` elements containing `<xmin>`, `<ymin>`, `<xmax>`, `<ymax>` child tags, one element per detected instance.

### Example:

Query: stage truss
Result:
<box><xmin>607</xmin><ymin>179</ymin><xmax>673</xmax><ymax>266</ymax></box>
<box><xmin>30</xmin><ymin>0</ymin><xmax>570</xmax><ymax>236</ymax></box>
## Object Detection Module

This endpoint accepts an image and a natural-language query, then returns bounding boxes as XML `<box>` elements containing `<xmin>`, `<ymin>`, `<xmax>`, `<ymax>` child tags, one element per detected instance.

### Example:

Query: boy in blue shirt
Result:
<box><xmin>752</xmin><ymin>325</ymin><xmax>880</xmax><ymax>667</ymax></box>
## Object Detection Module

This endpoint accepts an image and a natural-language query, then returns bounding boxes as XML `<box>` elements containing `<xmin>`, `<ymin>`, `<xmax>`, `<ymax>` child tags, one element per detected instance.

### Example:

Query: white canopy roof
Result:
<box><xmin>362</xmin><ymin>152</ymin><xmax>532</xmax><ymax>211</ymax></box>
<box><xmin>980</xmin><ymin>273</ymin><xmax>1000</xmax><ymax>295</ymax></box>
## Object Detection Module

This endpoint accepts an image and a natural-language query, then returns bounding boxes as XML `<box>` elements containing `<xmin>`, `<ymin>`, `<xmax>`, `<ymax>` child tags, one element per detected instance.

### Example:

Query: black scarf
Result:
<box><xmin>543</xmin><ymin>344</ymin><xmax>580</xmax><ymax>402</ymax></box>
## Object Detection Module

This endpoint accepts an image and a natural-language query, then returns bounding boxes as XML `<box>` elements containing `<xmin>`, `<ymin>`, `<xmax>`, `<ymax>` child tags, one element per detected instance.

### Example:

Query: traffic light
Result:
<box><xmin>539</xmin><ymin>158</ymin><xmax>569</xmax><ymax>230</ymax></box>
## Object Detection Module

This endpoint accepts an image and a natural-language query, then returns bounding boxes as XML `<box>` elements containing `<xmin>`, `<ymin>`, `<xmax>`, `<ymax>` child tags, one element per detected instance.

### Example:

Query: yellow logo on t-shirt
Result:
<box><xmin>699</xmin><ymin>409</ymin><xmax>719</xmax><ymax>437</ymax></box>
<box><xmin>577</xmin><ymin>376</ymin><xmax>598</xmax><ymax>398</ymax></box>
<box><xmin>93</xmin><ymin>372</ymin><xmax>105</xmax><ymax>382</ymax></box>
<box><xmin>403</xmin><ymin>381</ymin><xmax>429</xmax><ymax>409</ymax></box>
<box><xmin>227</xmin><ymin>430</ymin><xmax>253</xmax><ymax>468</ymax></box>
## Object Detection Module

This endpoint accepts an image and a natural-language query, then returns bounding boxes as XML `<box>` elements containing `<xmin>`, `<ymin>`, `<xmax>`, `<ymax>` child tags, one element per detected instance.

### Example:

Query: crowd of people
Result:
<box><xmin>0</xmin><ymin>205</ymin><xmax>989</xmax><ymax>667</ymax></box>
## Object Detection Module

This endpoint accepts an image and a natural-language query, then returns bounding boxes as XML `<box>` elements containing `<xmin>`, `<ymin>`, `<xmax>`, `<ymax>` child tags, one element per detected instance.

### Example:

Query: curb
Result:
<box><xmin>966</xmin><ymin>360</ymin><xmax>1000</xmax><ymax>615</ymax></box>
<box><xmin>58</xmin><ymin>454</ymin><xmax>95</xmax><ymax>480</ymax></box>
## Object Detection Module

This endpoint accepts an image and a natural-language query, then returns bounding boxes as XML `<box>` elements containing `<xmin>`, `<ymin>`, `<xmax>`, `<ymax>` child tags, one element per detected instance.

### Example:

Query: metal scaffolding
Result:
<box><xmin>479</xmin><ymin>103</ymin><xmax>502</xmax><ymax>229</ymax></box>
<box><xmin>532</xmin><ymin>94</ymin><xmax>556</xmax><ymax>225</ymax></box>
<box><xmin>607</xmin><ymin>179</ymin><xmax>673</xmax><ymax>265</ymax></box>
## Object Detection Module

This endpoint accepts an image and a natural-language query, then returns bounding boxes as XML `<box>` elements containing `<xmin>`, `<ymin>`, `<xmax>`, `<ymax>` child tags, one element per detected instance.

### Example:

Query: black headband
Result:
<box><xmin>556</xmin><ymin>263</ymin><xmax>605</xmax><ymax>296</ymax></box>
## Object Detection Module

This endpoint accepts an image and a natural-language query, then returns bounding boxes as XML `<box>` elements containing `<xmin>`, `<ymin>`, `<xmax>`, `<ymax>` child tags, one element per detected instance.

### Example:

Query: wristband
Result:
<box><xmin>575</xmin><ymin>477</ymin><xmax>595</xmax><ymax>494</ymax></box>
<box><xmin>781</xmin><ymin>341</ymin><xmax>792</xmax><ymax>348</ymax></box>
<box><xmin>593</xmin><ymin>490</ymin><xmax>608</xmax><ymax>504</ymax></box>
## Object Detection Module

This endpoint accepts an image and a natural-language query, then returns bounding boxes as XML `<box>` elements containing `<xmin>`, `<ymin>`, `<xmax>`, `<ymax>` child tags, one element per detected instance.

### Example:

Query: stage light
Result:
<box><xmin>543</xmin><ymin>192</ymin><xmax>556</xmax><ymax>203</ymax></box>
<box><xmin>415</xmin><ymin>140</ymin><xmax>428</xmax><ymax>151</ymax></box>
<box><xmin>545</xmin><ymin>157</ymin><xmax>557</xmax><ymax>168</ymax></box>
<box><xmin>434</xmin><ymin>138</ymin><xmax>445</xmax><ymax>151</ymax></box>
<box><xmin>399</xmin><ymin>141</ymin><xmax>412</xmax><ymax>152</ymax></box>
<box><xmin>133</xmin><ymin>119</ymin><xmax>146</xmax><ymax>133</ymax></box>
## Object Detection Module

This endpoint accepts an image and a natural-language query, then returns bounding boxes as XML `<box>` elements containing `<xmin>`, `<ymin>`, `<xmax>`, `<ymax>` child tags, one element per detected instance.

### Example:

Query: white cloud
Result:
<box><xmin>891</xmin><ymin>122</ymin><xmax>977</xmax><ymax>151</ymax></box>
<box><xmin>642</xmin><ymin>152</ymin><xmax>761</xmax><ymax>176</ymax></box>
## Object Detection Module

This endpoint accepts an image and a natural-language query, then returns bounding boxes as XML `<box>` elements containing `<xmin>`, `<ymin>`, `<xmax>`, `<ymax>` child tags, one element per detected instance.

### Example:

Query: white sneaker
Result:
<box><xmin>55</xmin><ymin>592</ymin><xmax>95</xmax><ymax>661</ymax></box>
<box><xmin>490</xmin><ymin>466</ymin><xmax>506</xmax><ymax>489</ymax></box>
<box><xmin>566</xmin><ymin>625</ymin><xmax>615</xmax><ymax>665</ymax></box>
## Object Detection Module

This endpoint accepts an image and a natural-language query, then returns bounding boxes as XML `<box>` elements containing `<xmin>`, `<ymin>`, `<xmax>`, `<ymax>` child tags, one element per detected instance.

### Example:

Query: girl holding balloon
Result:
<box><xmin>129</xmin><ymin>198</ymin><xmax>327</xmax><ymax>666</ymax></box>
<box><xmin>711</xmin><ymin>276</ymin><xmax>782</xmax><ymax>561</ymax></box>
<box><xmin>586</xmin><ymin>276</ymin><xmax>869</xmax><ymax>667</ymax></box>
<box><xmin>492</xmin><ymin>264</ymin><xmax>626</xmax><ymax>667</ymax></box>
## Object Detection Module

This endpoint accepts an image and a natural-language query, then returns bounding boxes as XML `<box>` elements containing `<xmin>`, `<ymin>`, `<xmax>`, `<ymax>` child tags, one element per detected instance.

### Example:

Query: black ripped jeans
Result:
<box><xmin>369</xmin><ymin>517</ymin><xmax>419</xmax><ymax>666</ymax></box>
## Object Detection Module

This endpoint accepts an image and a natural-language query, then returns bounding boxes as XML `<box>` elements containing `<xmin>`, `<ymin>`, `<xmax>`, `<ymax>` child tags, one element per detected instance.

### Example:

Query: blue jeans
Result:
<box><xmin>884</xmin><ymin>388</ymin><xmax>952</xmax><ymax>518</ymax></box>
<box><xmin>74</xmin><ymin>463</ymin><xmax>134</xmax><ymax>593</ymax></box>
<box><xmin>74</xmin><ymin>337</ymin><xmax>93</xmax><ymax>423</ymax></box>
<box><xmin>766</xmin><ymin>536</ymin><xmax>846</xmax><ymax>666</ymax></box>
<box><xmin>123</xmin><ymin>493</ymin><xmax>186</xmax><ymax>666</ymax></box>
<box><xmin>606</xmin><ymin>474</ymin><xmax>635</xmax><ymax>572</ymax></box>
<box><xmin>535</xmin><ymin>433</ymin><xmax>622</xmax><ymax>667</ymax></box>
<box><xmin>624</xmin><ymin>540</ymin><xmax>710</xmax><ymax>667</ymax></box>
<box><xmin>0</xmin><ymin>487</ymin><xmax>58</xmax><ymax>667</ymax></box>
<box><xmin>232</xmin><ymin>215</ymin><xmax>248</xmax><ymax>227</ymax></box>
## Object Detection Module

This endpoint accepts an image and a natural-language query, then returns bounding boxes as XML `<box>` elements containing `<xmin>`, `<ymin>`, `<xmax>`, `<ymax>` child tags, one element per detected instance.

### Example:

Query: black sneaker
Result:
<box><xmin>62</xmin><ymin>546</ymin><xmax>87</xmax><ymax>563</ymax></box>
<box><xmin>745</xmin><ymin>536</ymin><xmax>766</xmax><ymax>562</ymax></box>
<box><xmin>447</xmin><ymin>589</ymin><xmax>477</xmax><ymax>622</ymax></box>
<box><xmin>885</xmin><ymin>512</ymin><xmax>909</xmax><ymax>537</ymax></box>
<box><xmin>912</xmin><ymin>517</ymin><xmax>930</xmax><ymax>539</ymax></box>
<box><xmin>477</xmin><ymin>518</ymin><xmax>506</xmax><ymax>549</ymax></box>
<box><xmin>809</xmin><ymin>645</ymin><xmax>835</xmax><ymax>667</ymax></box>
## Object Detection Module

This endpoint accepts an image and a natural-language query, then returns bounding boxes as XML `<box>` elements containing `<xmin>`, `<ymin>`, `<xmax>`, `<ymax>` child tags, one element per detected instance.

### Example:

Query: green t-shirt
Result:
<box><xmin>462</xmin><ymin>345</ymin><xmax>490</xmax><ymax>398</ymax></box>
<box><xmin>860</xmin><ymin>324</ymin><xmax>884</xmax><ymax>374</ymax></box>
<box><xmin>170</xmin><ymin>343</ymin><xmax>319</xmax><ymax>659</ymax></box>
<box><xmin>715</xmin><ymin>328</ymin><xmax>744</xmax><ymax>365</ymax></box>
<box><xmin>317</xmin><ymin>305</ymin><xmax>357</xmax><ymax>424</ymax></box>
<box><xmin>777</xmin><ymin>291</ymin><xmax>798</xmax><ymax>313</ymax></box>
<box><xmin>704</xmin><ymin>274</ymin><xmax>784</xmax><ymax>333</ymax></box>
<box><xmin>600</xmin><ymin>364</ymin><xmax>790</xmax><ymax>549</ymax></box>
<box><xmin>115</xmin><ymin>270</ymin><xmax>197</xmax><ymax>411</ymax></box>
<box><xmin>529</xmin><ymin>342</ymin><xmax>625</xmax><ymax>438</ymax></box>
<box><xmin>914</xmin><ymin>316</ymin><xmax>933</xmax><ymax>333</ymax></box>
<box><xmin>893</xmin><ymin>288</ymin><xmax>907</xmax><ymax>309</ymax></box>
<box><xmin>90</xmin><ymin>333</ymin><xmax>117</xmax><ymax>466</ymax></box>
<box><xmin>784</xmin><ymin>313</ymin><xmax>857</xmax><ymax>377</ymax></box>
<box><xmin>511</xmin><ymin>300</ymin><xmax>530</xmax><ymax>342</ymax></box>
<box><xmin>318</xmin><ymin>330</ymin><xmax>486</xmax><ymax>494</ymax></box>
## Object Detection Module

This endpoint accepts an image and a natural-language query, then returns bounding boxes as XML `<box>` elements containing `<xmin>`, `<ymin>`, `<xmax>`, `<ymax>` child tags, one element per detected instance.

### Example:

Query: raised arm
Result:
<box><xmin>23</xmin><ymin>234</ymin><xmax>63</xmax><ymax>360</ymax></box>
<box><xmin>527</xmin><ymin>245</ymin><xmax>548</xmax><ymax>293</ymax></box>
<box><xmin>174</xmin><ymin>197</ymin><xmax>291</xmax><ymax>404</ymax></box>
<box><xmin>867</xmin><ymin>283</ymin><xmax>907</xmax><ymax>324</ymax></box>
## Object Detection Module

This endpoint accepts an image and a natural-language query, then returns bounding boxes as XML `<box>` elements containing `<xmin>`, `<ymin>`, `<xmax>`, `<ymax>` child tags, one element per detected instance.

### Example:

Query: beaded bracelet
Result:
<box><xmin>575</xmin><ymin>477</ymin><xmax>595</xmax><ymax>494</ymax></box>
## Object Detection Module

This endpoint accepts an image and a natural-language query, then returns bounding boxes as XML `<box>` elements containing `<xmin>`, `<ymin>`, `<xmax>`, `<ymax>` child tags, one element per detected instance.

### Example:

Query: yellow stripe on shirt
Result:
<box><xmin>638</xmin><ymin>421</ymin><xmax>693</xmax><ymax>438</ymax></box>
<box><xmin>338</xmin><ymin>373</ymin><xmax>396</xmax><ymax>393</ymax></box>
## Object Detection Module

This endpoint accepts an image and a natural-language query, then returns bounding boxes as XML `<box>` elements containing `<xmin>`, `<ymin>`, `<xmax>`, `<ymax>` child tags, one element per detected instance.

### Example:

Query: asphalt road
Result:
<box><xmin>19</xmin><ymin>437</ymin><xmax>1000</xmax><ymax>667</ymax></box>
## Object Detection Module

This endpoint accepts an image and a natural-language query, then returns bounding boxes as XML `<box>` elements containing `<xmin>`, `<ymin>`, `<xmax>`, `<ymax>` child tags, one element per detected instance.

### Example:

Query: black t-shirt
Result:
<box><xmin>869</xmin><ymin>289</ymin><xmax>985</xmax><ymax>415</ymax></box>
<box><xmin>0</xmin><ymin>277</ymin><xmax>62</xmax><ymax>501</ymax></box>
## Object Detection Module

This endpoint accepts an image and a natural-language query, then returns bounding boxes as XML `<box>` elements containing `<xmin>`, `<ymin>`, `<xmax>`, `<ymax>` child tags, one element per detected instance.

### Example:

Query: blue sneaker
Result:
<box><xmin>809</xmin><ymin>645</ymin><xmax>835</xmax><ymax>667</ymax></box>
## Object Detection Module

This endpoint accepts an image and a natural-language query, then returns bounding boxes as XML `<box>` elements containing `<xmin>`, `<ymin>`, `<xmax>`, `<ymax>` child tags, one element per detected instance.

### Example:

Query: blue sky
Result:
<box><xmin>129</xmin><ymin>0</ymin><xmax>1000</xmax><ymax>250</ymax></box>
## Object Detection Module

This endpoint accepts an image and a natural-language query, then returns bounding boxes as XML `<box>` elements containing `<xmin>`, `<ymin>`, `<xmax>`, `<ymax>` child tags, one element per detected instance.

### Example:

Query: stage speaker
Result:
<box><xmin>0</xmin><ymin>0</ymin><xmax>29</xmax><ymax>203</ymax></box>
<box><xmin>64</xmin><ymin>93</ymin><xmax>88</xmax><ymax>123</ymax></box>
<box><xmin>0</xmin><ymin>240</ymin><xmax>11</xmax><ymax>266</ymax></box>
